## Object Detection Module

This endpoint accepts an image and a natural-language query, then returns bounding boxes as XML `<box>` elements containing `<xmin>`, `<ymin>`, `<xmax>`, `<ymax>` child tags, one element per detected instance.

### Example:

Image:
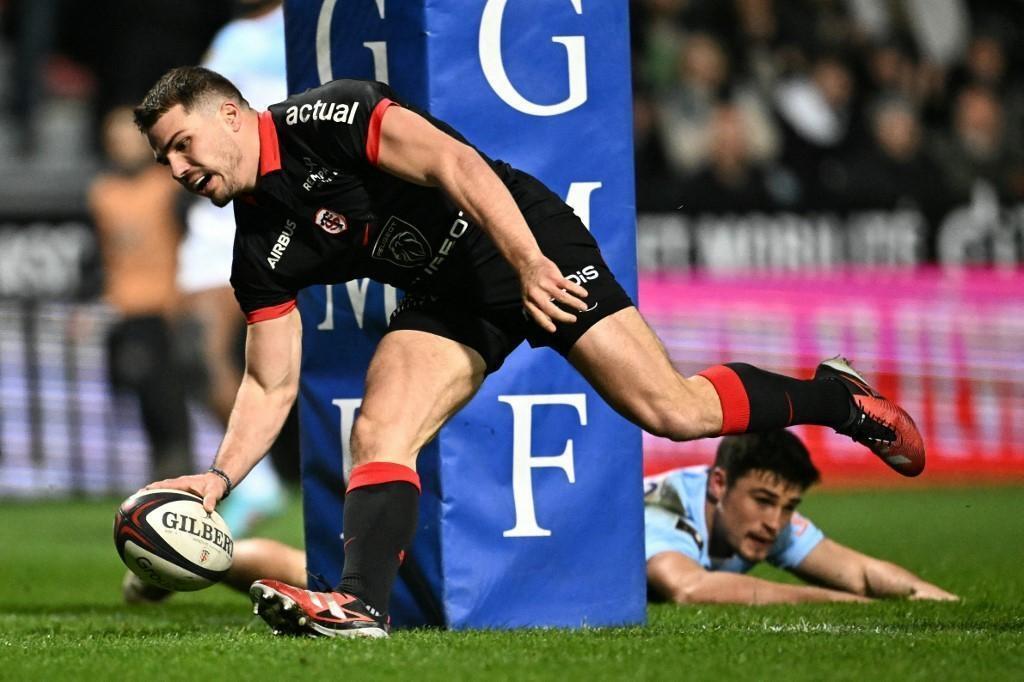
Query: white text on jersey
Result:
<box><xmin>285</xmin><ymin>100</ymin><xmax>360</xmax><ymax>126</ymax></box>
<box><xmin>267</xmin><ymin>219</ymin><xmax>297</xmax><ymax>270</ymax></box>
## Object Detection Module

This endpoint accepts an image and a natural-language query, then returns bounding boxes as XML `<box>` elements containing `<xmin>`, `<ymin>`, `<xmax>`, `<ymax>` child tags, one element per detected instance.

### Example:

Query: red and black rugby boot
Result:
<box><xmin>815</xmin><ymin>356</ymin><xmax>925</xmax><ymax>477</ymax></box>
<box><xmin>249</xmin><ymin>579</ymin><xmax>389</xmax><ymax>639</ymax></box>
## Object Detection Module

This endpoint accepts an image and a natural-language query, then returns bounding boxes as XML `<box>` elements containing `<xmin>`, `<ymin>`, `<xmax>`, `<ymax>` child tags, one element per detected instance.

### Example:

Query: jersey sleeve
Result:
<box><xmin>282</xmin><ymin>79</ymin><xmax>401</xmax><ymax>169</ymax></box>
<box><xmin>767</xmin><ymin>512</ymin><xmax>825</xmax><ymax>569</ymax></box>
<box><xmin>230</xmin><ymin>199</ymin><xmax>299</xmax><ymax>324</ymax></box>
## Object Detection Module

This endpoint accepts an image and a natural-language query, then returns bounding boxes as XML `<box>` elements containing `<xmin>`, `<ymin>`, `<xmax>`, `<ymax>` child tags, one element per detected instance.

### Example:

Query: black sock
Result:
<box><xmin>699</xmin><ymin>363</ymin><xmax>852</xmax><ymax>434</ymax></box>
<box><xmin>336</xmin><ymin>472</ymin><xmax>420</xmax><ymax>614</ymax></box>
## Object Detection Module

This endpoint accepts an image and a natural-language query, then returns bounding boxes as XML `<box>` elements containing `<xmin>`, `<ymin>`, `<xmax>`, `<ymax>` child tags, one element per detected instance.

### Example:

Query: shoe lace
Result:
<box><xmin>846</xmin><ymin>409</ymin><xmax>896</xmax><ymax>445</ymax></box>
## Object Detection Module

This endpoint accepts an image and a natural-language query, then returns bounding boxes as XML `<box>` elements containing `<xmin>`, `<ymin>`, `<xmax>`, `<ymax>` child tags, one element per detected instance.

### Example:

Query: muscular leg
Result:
<box><xmin>339</xmin><ymin>330</ymin><xmax>487</xmax><ymax>613</ymax></box>
<box><xmin>568</xmin><ymin>307</ymin><xmax>722</xmax><ymax>440</ymax></box>
<box><xmin>350</xmin><ymin>330</ymin><xmax>487</xmax><ymax>467</ymax></box>
<box><xmin>568</xmin><ymin>307</ymin><xmax>851</xmax><ymax>440</ymax></box>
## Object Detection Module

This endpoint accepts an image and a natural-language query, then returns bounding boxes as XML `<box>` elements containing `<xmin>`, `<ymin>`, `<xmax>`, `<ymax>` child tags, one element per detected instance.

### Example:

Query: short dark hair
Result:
<box><xmin>133</xmin><ymin>66</ymin><xmax>249</xmax><ymax>133</ymax></box>
<box><xmin>714</xmin><ymin>431</ymin><xmax>820</xmax><ymax>490</ymax></box>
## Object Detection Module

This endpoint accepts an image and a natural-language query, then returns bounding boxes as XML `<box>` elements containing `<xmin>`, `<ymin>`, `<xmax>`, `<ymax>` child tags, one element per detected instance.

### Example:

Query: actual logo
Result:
<box><xmin>315</xmin><ymin>208</ymin><xmax>348</xmax><ymax>235</ymax></box>
<box><xmin>285</xmin><ymin>99</ymin><xmax>360</xmax><ymax>126</ymax></box>
<box><xmin>199</xmin><ymin>549</ymin><xmax>210</xmax><ymax>564</ymax></box>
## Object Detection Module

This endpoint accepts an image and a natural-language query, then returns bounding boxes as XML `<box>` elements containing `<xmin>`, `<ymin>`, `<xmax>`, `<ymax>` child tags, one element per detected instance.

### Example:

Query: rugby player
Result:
<box><xmin>133</xmin><ymin>67</ymin><xmax>926</xmax><ymax>638</ymax></box>
<box><xmin>645</xmin><ymin>431</ymin><xmax>957</xmax><ymax>604</ymax></box>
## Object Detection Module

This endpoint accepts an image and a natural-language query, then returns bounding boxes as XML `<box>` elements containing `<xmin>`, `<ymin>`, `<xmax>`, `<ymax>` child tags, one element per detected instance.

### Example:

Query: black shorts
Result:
<box><xmin>387</xmin><ymin>173</ymin><xmax>634</xmax><ymax>373</ymax></box>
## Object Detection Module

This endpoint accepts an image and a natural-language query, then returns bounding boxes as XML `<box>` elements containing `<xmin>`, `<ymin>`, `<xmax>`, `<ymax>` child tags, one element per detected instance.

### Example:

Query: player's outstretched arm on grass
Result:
<box><xmin>792</xmin><ymin>539</ymin><xmax>959</xmax><ymax>601</ymax></box>
<box><xmin>374</xmin><ymin>105</ymin><xmax>589</xmax><ymax>333</ymax></box>
<box><xmin>647</xmin><ymin>551</ymin><xmax>871</xmax><ymax>605</ymax></box>
<box><xmin>146</xmin><ymin>309</ymin><xmax>302</xmax><ymax>512</ymax></box>
<box><xmin>224</xmin><ymin>538</ymin><xmax>307</xmax><ymax>593</ymax></box>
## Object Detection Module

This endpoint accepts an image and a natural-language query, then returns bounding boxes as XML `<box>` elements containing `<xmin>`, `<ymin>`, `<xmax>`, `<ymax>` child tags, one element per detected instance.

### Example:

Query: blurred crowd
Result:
<box><xmin>0</xmin><ymin>0</ymin><xmax>297</xmax><ymax>520</ymax></box>
<box><xmin>1</xmin><ymin>0</ymin><xmax>235</xmax><ymax>156</ymax></box>
<box><xmin>631</xmin><ymin>0</ymin><xmax>1024</xmax><ymax>214</ymax></box>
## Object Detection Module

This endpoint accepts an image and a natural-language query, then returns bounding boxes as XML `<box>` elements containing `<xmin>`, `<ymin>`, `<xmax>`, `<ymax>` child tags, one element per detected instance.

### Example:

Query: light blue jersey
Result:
<box><xmin>644</xmin><ymin>466</ymin><xmax>824</xmax><ymax>572</ymax></box>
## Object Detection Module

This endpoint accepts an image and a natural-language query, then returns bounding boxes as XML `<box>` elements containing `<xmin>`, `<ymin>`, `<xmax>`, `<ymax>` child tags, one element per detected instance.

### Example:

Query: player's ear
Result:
<box><xmin>221</xmin><ymin>100</ymin><xmax>242</xmax><ymax>131</ymax></box>
<box><xmin>707</xmin><ymin>467</ymin><xmax>728</xmax><ymax>503</ymax></box>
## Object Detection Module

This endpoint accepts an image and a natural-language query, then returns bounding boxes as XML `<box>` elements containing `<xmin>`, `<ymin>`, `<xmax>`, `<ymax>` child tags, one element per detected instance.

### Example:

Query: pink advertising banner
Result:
<box><xmin>639</xmin><ymin>268</ymin><xmax>1024</xmax><ymax>485</ymax></box>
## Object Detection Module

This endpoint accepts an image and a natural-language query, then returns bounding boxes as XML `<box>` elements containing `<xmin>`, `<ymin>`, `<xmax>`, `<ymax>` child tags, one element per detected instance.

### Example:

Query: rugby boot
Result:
<box><xmin>815</xmin><ymin>356</ymin><xmax>925</xmax><ymax>477</ymax></box>
<box><xmin>249</xmin><ymin>579</ymin><xmax>389</xmax><ymax>639</ymax></box>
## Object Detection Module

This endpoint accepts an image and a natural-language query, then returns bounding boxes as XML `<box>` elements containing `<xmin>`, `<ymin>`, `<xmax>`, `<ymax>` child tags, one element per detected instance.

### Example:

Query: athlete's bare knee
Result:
<box><xmin>640</xmin><ymin>400</ymin><xmax>705</xmax><ymax>441</ymax></box>
<box><xmin>350</xmin><ymin>413</ymin><xmax>416</xmax><ymax>466</ymax></box>
<box><xmin>635</xmin><ymin>379</ymin><xmax>719</xmax><ymax>441</ymax></box>
<box><xmin>350</xmin><ymin>414</ymin><xmax>385</xmax><ymax>466</ymax></box>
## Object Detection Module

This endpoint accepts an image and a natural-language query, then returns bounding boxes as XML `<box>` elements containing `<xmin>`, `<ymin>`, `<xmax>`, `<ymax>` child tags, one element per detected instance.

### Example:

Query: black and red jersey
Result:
<box><xmin>230</xmin><ymin>78</ymin><xmax>527</xmax><ymax>323</ymax></box>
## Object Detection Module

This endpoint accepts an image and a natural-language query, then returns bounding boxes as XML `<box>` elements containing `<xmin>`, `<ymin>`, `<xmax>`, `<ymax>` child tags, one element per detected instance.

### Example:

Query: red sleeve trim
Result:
<box><xmin>365</xmin><ymin>98</ymin><xmax>397</xmax><ymax>166</ymax></box>
<box><xmin>697</xmin><ymin>365</ymin><xmax>750</xmax><ymax>434</ymax></box>
<box><xmin>257</xmin><ymin>110</ymin><xmax>282</xmax><ymax>176</ymax></box>
<box><xmin>245</xmin><ymin>299</ymin><xmax>296</xmax><ymax>324</ymax></box>
<box><xmin>347</xmin><ymin>461</ymin><xmax>421</xmax><ymax>493</ymax></box>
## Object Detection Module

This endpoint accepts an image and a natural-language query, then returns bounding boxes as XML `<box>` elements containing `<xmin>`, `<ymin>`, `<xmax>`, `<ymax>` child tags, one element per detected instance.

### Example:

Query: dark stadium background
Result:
<box><xmin>0</xmin><ymin>0</ymin><xmax>1022</xmax><ymax>495</ymax></box>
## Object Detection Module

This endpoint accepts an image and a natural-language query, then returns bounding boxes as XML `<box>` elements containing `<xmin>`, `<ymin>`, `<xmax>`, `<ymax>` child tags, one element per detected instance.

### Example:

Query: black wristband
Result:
<box><xmin>206</xmin><ymin>467</ymin><xmax>233</xmax><ymax>499</ymax></box>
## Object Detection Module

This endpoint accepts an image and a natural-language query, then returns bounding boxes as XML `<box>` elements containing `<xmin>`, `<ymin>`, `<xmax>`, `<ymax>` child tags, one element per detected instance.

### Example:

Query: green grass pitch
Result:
<box><xmin>1</xmin><ymin>486</ymin><xmax>1022</xmax><ymax>680</ymax></box>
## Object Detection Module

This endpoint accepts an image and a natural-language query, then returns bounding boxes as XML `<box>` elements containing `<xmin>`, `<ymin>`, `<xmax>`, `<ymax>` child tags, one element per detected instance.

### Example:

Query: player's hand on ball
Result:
<box><xmin>520</xmin><ymin>255</ymin><xmax>588</xmax><ymax>333</ymax></box>
<box><xmin>145</xmin><ymin>472</ymin><xmax>229</xmax><ymax>513</ymax></box>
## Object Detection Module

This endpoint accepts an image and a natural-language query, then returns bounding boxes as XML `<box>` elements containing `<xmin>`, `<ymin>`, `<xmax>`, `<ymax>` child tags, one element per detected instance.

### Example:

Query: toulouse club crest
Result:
<box><xmin>314</xmin><ymin>208</ymin><xmax>348</xmax><ymax>234</ymax></box>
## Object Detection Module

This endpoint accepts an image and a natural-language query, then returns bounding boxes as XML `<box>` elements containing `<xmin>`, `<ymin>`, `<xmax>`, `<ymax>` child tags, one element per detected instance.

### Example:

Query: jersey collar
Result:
<box><xmin>257</xmin><ymin>110</ymin><xmax>282</xmax><ymax>177</ymax></box>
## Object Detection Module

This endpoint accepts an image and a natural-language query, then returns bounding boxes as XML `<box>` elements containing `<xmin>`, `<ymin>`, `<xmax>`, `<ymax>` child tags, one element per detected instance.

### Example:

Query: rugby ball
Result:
<box><xmin>113</xmin><ymin>488</ymin><xmax>234</xmax><ymax>592</ymax></box>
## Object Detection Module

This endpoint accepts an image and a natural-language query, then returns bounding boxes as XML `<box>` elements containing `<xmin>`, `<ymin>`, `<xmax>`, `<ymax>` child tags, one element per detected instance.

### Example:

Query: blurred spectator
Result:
<box><xmin>932</xmin><ymin>86</ymin><xmax>1024</xmax><ymax>202</ymax></box>
<box><xmin>89</xmin><ymin>107</ymin><xmax>192</xmax><ymax>481</ymax></box>
<box><xmin>840</xmin><ymin>95</ymin><xmax>945</xmax><ymax>209</ymax></box>
<box><xmin>631</xmin><ymin>0</ymin><xmax>689</xmax><ymax>95</ymax></box>
<box><xmin>846</xmin><ymin>0</ymin><xmax>969</xmax><ymax>67</ymax></box>
<box><xmin>657</xmin><ymin>31</ymin><xmax>777</xmax><ymax>177</ymax></box>
<box><xmin>676</xmin><ymin>103</ymin><xmax>794</xmax><ymax>213</ymax></box>
<box><xmin>862</xmin><ymin>40</ymin><xmax>919</xmax><ymax>101</ymax></box>
<box><xmin>948</xmin><ymin>32</ymin><xmax>1024</xmax><ymax>157</ymax></box>
<box><xmin>633</xmin><ymin>90</ymin><xmax>679</xmax><ymax>211</ymax></box>
<box><xmin>772</xmin><ymin>52</ymin><xmax>862</xmax><ymax>206</ymax></box>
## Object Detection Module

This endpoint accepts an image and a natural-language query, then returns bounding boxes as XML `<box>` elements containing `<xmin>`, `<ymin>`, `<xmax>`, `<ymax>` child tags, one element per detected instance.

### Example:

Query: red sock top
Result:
<box><xmin>347</xmin><ymin>461</ymin><xmax>421</xmax><ymax>493</ymax></box>
<box><xmin>697</xmin><ymin>365</ymin><xmax>751</xmax><ymax>434</ymax></box>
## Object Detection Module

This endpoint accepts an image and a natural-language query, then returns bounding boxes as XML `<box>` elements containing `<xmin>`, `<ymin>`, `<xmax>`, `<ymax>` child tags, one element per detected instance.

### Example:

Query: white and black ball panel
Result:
<box><xmin>114</xmin><ymin>489</ymin><xmax>234</xmax><ymax>592</ymax></box>
<box><xmin>145</xmin><ymin>499</ymin><xmax>234</xmax><ymax>573</ymax></box>
<box><xmin>121</xmin><ymin>539</ymin><xmax>215</xmax><ymax>591</ymax></box>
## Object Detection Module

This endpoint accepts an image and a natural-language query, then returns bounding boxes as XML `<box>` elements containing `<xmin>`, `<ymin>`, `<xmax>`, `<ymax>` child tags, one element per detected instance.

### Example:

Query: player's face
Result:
<box><xmin>714</xmin><ymin>469</ymin><xmax>804</xmax><ymax>563</ymax></box>
<box><xmin>147</xmin><ymin>102</ymin><xmax>246</xmax><ymax>207</ymax></box>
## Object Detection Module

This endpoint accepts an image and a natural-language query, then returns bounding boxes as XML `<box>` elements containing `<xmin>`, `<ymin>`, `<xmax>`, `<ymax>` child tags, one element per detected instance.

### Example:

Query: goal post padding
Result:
<box><xmin>285</xmin><ymin>0</ymin><xmax>643</xmax><ymax>628</ymax></box>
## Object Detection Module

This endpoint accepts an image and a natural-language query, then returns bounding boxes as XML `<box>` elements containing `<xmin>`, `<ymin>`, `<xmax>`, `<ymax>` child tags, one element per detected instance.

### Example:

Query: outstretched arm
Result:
<box><xmin>793</xmin><ymin>539</ymin><xmax>958</xmax><ymax>601</ymax></box>
<box><xmin>374</xmin><ymin>105</ymin><xmax>589</xmax><ymax>333</ymax></box>
<box><xmin>147</xmin><ymin>308</ymin><xmax>302</xmax><ymax>511</ymax></box>
<box><xmin>647</xmin><ymin>551</ymin><xmax>871</xmax><ymax>605</ymax></box>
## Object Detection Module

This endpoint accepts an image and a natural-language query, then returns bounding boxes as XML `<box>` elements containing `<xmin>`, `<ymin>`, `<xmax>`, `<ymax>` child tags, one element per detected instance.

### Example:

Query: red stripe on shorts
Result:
<box><xmin>245</xmin><ymin>299</ymin><xmax>296</xmax><ymax>324</ymax></box>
